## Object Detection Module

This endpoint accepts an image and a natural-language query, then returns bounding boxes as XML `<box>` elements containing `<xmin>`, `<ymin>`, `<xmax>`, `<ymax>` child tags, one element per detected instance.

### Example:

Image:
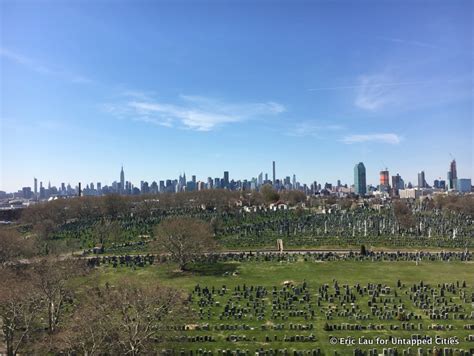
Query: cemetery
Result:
<box><xmin>42</xmin><ymin>200</ymin><xmax>474</xmax><ymax>253</ymax></box>
<box><xmin>90</xmin><ymin>253</ymin><xmax>474</xmax><ymax>354</ymax></box>
<box><xmin>1</xmin><ymin>195</ymin><xmax>472</xmax><ymax>354</ymax></box>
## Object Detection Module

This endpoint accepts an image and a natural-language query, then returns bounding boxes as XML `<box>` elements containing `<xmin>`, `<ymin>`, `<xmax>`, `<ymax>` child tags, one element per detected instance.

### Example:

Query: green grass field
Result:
<box><xmin>85</xmin><ymin>259</ymin><xmax>474</xmax><ymax>354</ymax></box>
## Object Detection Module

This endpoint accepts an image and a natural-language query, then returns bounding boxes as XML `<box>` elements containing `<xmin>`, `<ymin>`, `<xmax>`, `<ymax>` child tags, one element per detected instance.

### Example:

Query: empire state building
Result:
<box><xmin>120</xmin><ymin>166</ymin><xmax>125</xmax><ymax>192</ymax></box>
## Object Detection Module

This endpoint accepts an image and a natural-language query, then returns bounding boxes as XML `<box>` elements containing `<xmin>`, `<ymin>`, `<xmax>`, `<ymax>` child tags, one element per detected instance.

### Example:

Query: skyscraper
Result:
<box><xmin>120</xmin><ymin>166</ymin><xmax>125</xmax><ymax>192</ymax></box>
<box><xmin>223</xmin><ymin>171</ymin><xmax>229</xmax><ymax>188</ymax></box>
<box><xmin>379</xmin><ymin>170</ymin><xmax>389</xmax><ymax>187</ymax></box>
<box><xmin>272</xmin><ymin>161</ymin><xmax>276</xmax><ymax>184</ymax></box>
<box><xmin>417</xmin><ymin>171</ymin><xmax>427</xmax><ymax>188</ymax></box>
<box><xmin>450</xmin><ymin>159</ymin><xmax>457</xmax><ymax>180</ymax></box>
<box><xmin>448</xmin><ymin>159</ymin><xmax>457</xmax><ymax>189</ymax></box>
<box><xmin>391</xmin><ymin>174</ymin><xmax>404</xmax><ymax>196</ymax></box>
<box><xmin>34</xmin><ymin>177</ymin><xmax>37</xmax><ymax>198</ymax></box>
<box><xmin>354</xmin><ymin>162</ymin><xmax>366</xmax><ymax>196</ymax></box>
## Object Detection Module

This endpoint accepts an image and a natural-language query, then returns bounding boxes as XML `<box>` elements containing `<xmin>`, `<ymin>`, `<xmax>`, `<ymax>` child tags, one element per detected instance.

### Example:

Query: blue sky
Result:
<box><xmin>1</xmin><ymin>0</ymin><xmax>472</xmax><ymax>191</ymax></box>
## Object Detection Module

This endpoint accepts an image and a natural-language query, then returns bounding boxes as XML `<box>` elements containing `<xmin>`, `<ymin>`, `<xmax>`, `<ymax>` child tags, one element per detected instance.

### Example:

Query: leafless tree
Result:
<box><xmin>260</xmin><ymin>184</ymin><xmax>280</xmax><ymax>203</ymax></box>
<box><xmin>91</xmin><ymin>219</ymin><xmax>122</xmax><ymax>247</ymax></box>
<box><xmin>153</xmin><ymin>217</ymin><xmax>217</xmax><ymax>270</ymax></box>
<box><xmin>280</xmin><ymin>190</ymin><xmax>306</xmax><ymax>206</ymax></box>
<box><xmin>100</xmin><ymin>194</ymin><xmax>128</xmax><ymax>219</ymax></box>
<box><xmin>0</xmin><ymin>229</ymin><xmax>36</xmax><ymax>266</ymax></box>
<box><xmin>393</xmin><ymin>200</ymin><xmax>416</xmax><ymax>230</ymax></box>
<box><xmin>0</xmin><ymin>268</ymin><xmax>43</xmax><ymax>356</ymax></box>
<box><xmin>62</xmin><ymin>280</ymin><xmax>189</xmax><ymax>355</ymax></box>
<box><xmin>32</xmin><ymin>259</ymin><xmax>87</xmax><ymax>334</ymax></box>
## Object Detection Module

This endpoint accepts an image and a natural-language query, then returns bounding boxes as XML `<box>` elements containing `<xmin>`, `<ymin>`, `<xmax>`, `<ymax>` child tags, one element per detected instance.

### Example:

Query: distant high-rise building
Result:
<box><xmin>120</xmin><ymin>166</ymin><xmax>125</xmax><ymax>192</ymax></box>
<box><xmin>150</xmin><ymin>181</ymin><xmax>158</xmax><ymax>194</ymax></box>
<box><xmin>438</xmin><ymin>180</ymin><xmax>446</xmax><ymax>190</ymax></box>
<box><xmin>257</xmin><ymin>172</ymin><xmax>263</xmax><ymax>187</ymax></box>
<box><xmin>450</xmin><ymin>159</ymin><xmax>457</xmax><ymax>180</ymax></box>
<box><xmin>456</xmin><ymin>178</ymin><xmax>471</xmax><ymax>193</ymax></box>
<box><xmin>391</xmin><ymin>174</ymin><xmax>404</xmax><ymax>196</ymax></box>
<box><xmin>417</xmin><ymin>171</ymin><xmax>427</xmax><ymax>188</ymax></box>
<box><xmin>197</xmin><ymin>181</ymin><xmax>205</xmax><ymax>191</ymax></box>
<box><xmin>448</xmin><ymin>159</ymin><xmax>457</xmax><ymax>189</ymax></box>
<box><xmin>34</xmin><ymin>178</ymin><xmax>37</xmax><ymax>198</ymax></box>
<box><xmin>22</xmin><ymin>187</ymin><xmax>33</xmax><ymax>199</ymax></box>
<box><xmin>207</xmin><ymin>177</ymin><xmax>213</xmax><ymax>189</ymax></box>
<box><xmin>223</xmin><ymin>171</ymin><xmax>229</xmax><ymax>188</ymax></box>
<box><xmin>272</xmin><ymin>161</ymin><xmax>276</xmax><ymax>184</ymax></box>
<box><xmin>39</xmin><ymin>181</ymin><xmax>44</xmax><ymax>198</ymax></box>
<box><xmin>379</xmin><ymin>170</ymin><xmax>390</xmax><ymax>188</ymax></box>
<box><xmin>354</xmin><ymin>162</ymin><xmax>366</xmax><ymax>196</ymax></box>
<box><xmin>433</xmin><ymin>179</ymin><xmax>446</xmax><ymax>190</ymax></box>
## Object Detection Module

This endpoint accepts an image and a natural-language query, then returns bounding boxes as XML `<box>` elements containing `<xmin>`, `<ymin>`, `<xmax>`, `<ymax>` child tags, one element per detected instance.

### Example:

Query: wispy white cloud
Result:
<box><xmin>1</xmin><ymin>48</ymin><xmax>52</xmax><ymax>74</ymax></box>
<box><xmin>353</xmin><ymin>72</ymin><xmax>468</xmax><ymax>112</ymax></box>
<box><xmin>287</xmin><ymin>121</ymin><xmax>344</xmax><ymax>137</ymax></box>
<box><xmin>308</xmin><ymin>79</ymin><xmax>439</xmax><ymax>92</ymax></box>
<box><xmin>342</xmin><ymin>133</ymin><xmax>401</xmax><ymax>145</ymax></box>
<box><xmin>377</xmin><ymin>36</ymin><xmax>440</xmax><ymax>49</ymax></box>
<box><xmin>0</xmin><ymin>47</ymin><xmax>93</xmax><ymax>84</ymax></box>
<box><xmin>105</xmin><ymin>94</ymin><xmax>285</xmax><ymax>131</ymax></box>
<box><xmin>354</xmin><ymin>74</ymin><xmax>397</xmax><ymax>111</ymax></box>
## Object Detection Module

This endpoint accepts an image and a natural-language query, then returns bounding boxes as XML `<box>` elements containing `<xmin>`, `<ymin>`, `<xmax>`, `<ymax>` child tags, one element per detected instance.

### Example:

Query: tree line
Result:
<box><xmin>0</xmin><ymin>215</ymin><xmax>220</xmax><ymax>355</ymax></box>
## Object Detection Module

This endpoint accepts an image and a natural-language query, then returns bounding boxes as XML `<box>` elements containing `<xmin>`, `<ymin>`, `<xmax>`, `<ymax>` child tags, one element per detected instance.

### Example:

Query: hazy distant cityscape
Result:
<box><xmin>1</xmin><ymin>158</ymin><xmax>471</xmax><ymax>209</ymax></box>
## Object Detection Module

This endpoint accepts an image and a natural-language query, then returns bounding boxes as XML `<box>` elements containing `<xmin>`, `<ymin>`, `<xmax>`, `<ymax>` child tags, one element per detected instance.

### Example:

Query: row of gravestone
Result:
<box><xmin>191</xmin><ymin>281</ymin><xmax>472</xmax><ymax>325</ymax></box>
<box><xmin>158</xmin><ymin>347</ymin><xmax>473</xmax><ymax>355</ymax></box>
<box><xmin>83</xmin><ymin>250</ymin><xmax>473</xmax><ymax>270</ymax></box>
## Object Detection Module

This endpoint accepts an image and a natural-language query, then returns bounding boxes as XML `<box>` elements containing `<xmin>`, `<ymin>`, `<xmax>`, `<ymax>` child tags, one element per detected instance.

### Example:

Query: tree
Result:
<box><xmin>91</xmin><ymin>219</ymin><xmax>122</xmax><ymax>247</ymax></box>
<box><xmin>0</xmin><ymin>229</ymin><xmax>36</xmax><ymax>265</ymax></box>
<box><xmin>32</xmin><ymin>219</ymin><xmax>57</xmax><ymax>255</ymax></box>
<box><xmin>340</xmin><ymin>198</ymin><xmax>353</xmax><ymax>210</ymax></box>
<box><xmin>100</xmin><ymin>194</ymin><xmax>128</xmax><ymax>219</ymax></box>
<box><xmin>59</xmin><ymin>285</ymin><xmax>114</xmax><ymax>355</ymax></box>
<box><xmin>393</xmin><ymin>200</ymin><xmax>416</xmax><ymax>230</ymax></box>
<box><xmin>360</xmin><ymin>244</ymin><xmax>367</xmax><ymax>256</ymax></box>
<box><xmin>153</xmin><ymin>217</ymin><xmax>217</xmax><ymax>271</ymax></box>
<box><xmin>0</xmin><ymin>268</ymin><xmax>43</xmax><ymax>356</ymax></box>
<box><xmin>260</xmin><ymin>184</ymin><xmax>280</xmax><ymax>204</ymax></box>
<box><xmin>210</xmin><ymin>216</ymin><xmax>222</xmax><ymax>236</ymax></box>
<box><xmin>280</xmin><ymin>190</ymin><xmax>306</xmax><ymax>206</ymax></box>
<box><xmin>33</xmin><ymin>260</ymin><xmax>87</xmax><ymax>334</ymax></box>
<box><xmin>62</xmin><ymin>280</ymin><xmax>189</xmax><ymax>355</ymax></box>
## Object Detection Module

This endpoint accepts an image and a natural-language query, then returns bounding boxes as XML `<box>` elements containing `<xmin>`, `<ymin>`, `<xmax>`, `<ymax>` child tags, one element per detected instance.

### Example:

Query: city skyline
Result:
<box><xmin>1</xmin><ymin>1</ymin><xmax>473</xmax><ymax>192</ymax></box>
<box><xmin>4</xmin><ymin>158</ymin><xmax>471</xmax><ymax>197</ymax></box>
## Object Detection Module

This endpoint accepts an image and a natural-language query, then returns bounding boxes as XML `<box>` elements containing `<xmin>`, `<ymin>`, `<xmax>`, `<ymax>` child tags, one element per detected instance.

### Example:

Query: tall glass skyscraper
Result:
<box><xmin>354</xmin><ymin>162</ymin><xmax>366</xmax><ymax>196</ymax></box>
<box><xmin>448</xmin><ymin>159</ymin><xmax>457</xmax><ymax>190</ymax></box>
